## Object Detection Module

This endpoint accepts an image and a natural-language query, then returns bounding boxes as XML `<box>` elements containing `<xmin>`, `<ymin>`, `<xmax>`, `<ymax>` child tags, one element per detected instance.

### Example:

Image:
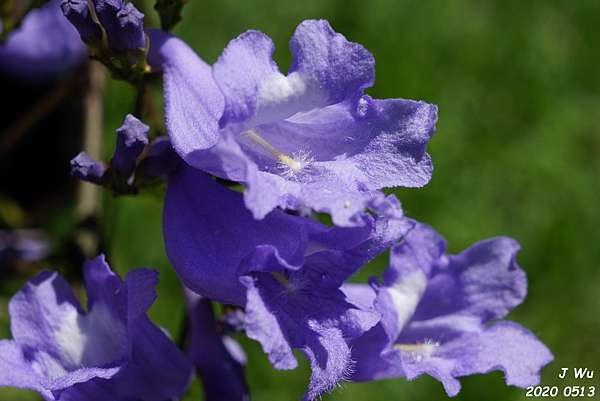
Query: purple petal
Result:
<box><xmin>289</xmin><ymin>20</ymin><xmax>374</xmax><ymax>104</ymax></box>
<box><xmin>385</xmin><ymin>221</ymin><xmax>447</xmax><ymax>284</ymax></box>
<box><xmin>147</xmin><ymin>29</ymin><xmax>224</xmax><ymax>154</ymax></box>
<box><xmin>123</xmin><ymin>268</ymin><xmax>159</xmax><ymax>326</ymax></box>
<box><xmin>83</xmin><ymin>255</ymin><xmax>123</xmax><ymax>316</ymax></box>
<box><xmin>243</xmin><ymin>164</ymin><xmax>380</xmax><ymax>226</ymax></box>
<box><xmin>413</xmin><ymin>236</ymin><xmax>527</xmax><ymax>323</ymax></box>
<box><xmin>242</xmin><ymin>273</ymin><xmax>378</xmax><ymax>400</ymax></box>
<box><xmin>351</xmin><ymin>96</ymin><xmax>437</xmax><ymax>189</ymax></box>
<box><xmin>163</xmin><ymin>166</ymin><xmax>309</xmax><ymax>305</ymax></box>
<box><xmin>113</xmin><ymin>318</ymin><xmax>192</xmax><ymax>401</ymax></box>
<box><xmin>214</xmin><ymin>20</ymin><xmax>375</xmax><ymax>129</ymax></box>
<box><xmin>0</xmin><ymin>0</ymin><xmax>85</xmax><ymax>80</ymax></box>
<box><xmin>302</xmin><ymin>327</ymin><xmax>353</xmax><ymax>401</ymax></box>
<box><xmin>453</xmin><ymin>321</ymin><xmax>553</xmax><ymax>389</ymax></box>
<box><xmin>0</xmin><ymin>341</ymin><xmax>51</xmax><ymax>398</ymax></box>
<box><xmin>212</xmin><ymin>30</ymin><xmax>279</xmax><ymax>126</ymax></box>
<box><xmin>399</xmin><ymin>321</ymin><xmax>553</xmax><ymax>396</ymax></box>
<box><xmin>8</xmin><ymin>271</ymin><xmax>84</xmax><ymax>368</ymax></box>
<box><xmin>46</xmin><ymin>365</ymin><xmax>121</xmax><ymax>393</ymax></box>
<box><xmin>184</xmin><ymin>288</ymin><xmax>249</xmax><ymax>401</ymax></box>
<box><xmin>242</xmin><ymin>276</ymin><xmax>297</xmax><ymax>370</ymax></box>
<box><xmin>83</xmin><ymin>255</ymin><xmax>158</xmax><ymax>336</ymax></box>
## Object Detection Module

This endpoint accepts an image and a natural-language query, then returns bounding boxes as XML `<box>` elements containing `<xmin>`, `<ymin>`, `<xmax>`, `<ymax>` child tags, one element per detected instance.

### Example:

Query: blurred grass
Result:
<box><xmin>2</xmin><ymin>0</ymin><xmax>600</xmax><ymax>400</ymax></box>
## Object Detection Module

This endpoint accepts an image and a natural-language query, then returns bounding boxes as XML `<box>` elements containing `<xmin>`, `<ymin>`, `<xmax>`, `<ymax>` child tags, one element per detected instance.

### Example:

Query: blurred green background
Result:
<box><xmin>1</xmin><ymin>0</ymin><xmax>599</xmax><ymax>400</ymax></box>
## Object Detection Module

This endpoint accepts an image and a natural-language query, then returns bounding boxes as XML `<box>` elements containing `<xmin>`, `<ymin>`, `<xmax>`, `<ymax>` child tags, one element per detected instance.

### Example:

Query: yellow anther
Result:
<box><xmin>272</xmin><ymin>271</ymin><xmax>290</xmax><ymax>287</ymax></box>
<box><xmin>243</xmin><ymin>129</ymin><xmax>302</xmax><ymax>172</ymax></box>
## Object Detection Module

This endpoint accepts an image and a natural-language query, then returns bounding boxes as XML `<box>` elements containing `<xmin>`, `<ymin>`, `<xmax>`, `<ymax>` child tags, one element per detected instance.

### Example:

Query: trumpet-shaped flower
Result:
<box><xmin>344</xmin><ymin>222</ymin><xmax>553</xmax><ymax>395</ymax></box>
<box><xmin>149</xmin><ymin>21</ymin><xmax>437</xmax><ymax>226</ymax></box>
<box><xmin>0</xmin><ymin>255</ymin><xmax>191</xmax><ymax>401</ymax></box>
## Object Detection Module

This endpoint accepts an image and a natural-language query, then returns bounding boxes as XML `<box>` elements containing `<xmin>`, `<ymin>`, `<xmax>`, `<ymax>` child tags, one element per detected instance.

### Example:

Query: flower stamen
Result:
<box><xmin>395</xmin><ymin>339</ymin><xmax>440</xmax><ymax>362</ymax></box>
<box><xmin>272</xmin><ymin>271</ymin><xmax>290</xmax><ymax>287</ymax></box>
<box><xmin>243</xmin><ymin>129</ymin><xmax>303</xmax><ymax>172</ymax></box>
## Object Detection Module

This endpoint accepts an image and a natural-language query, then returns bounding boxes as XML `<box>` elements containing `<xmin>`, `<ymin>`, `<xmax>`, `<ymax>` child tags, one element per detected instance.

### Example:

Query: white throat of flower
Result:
<box><xmin>54</xmin><ymin>303</ymin><xmax>127</xmax><ymax>368</ymax></box>
<box><xmin>242</xmin><ymin>129</ymin><xmax>314</xmax><ymax>179</ymax></box>
<box><xmin>387</xmin><ymin>270</ymin><xmax>427</xmax><ymax>332</ymax></box>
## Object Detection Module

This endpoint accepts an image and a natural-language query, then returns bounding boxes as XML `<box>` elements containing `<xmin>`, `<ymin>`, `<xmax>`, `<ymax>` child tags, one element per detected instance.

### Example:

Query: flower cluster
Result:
<box><xmin>0</xmin><ymin>3</ymin><xmax>553</xmax><ymax>401</ymax></box>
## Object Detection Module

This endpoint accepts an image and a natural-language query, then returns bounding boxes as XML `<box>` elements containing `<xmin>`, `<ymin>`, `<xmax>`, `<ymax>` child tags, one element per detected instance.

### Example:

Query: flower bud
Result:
<box><xmin>70</xmin><ymin>151</ymin><xmax>106</xmax><ymax>184</ymax></box>
<box><xmin>60</xmin><ymin>0</ymin><xmax>102</xmax><ymax>43</ymax></box>
<box><xmin>111</xmin><ymin>114</ymin><xmax>149</xmax><ymax>175</ymax></box>
<box><xmin>114</xmin><ymin>2</ymin><xmax>145</xmax><ymax>52</ymax></box>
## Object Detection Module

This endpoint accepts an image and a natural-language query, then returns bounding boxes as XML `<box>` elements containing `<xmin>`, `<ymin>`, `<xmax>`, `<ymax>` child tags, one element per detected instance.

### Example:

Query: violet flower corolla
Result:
<box><xmin>163</xmin><ymin>165</ymin><xmax>412</xmax><ymax>400</ymax></box>
<box><xmin>0</xmin><ymin>255</ymin><xmax>192</xmax><ymax>401</ymax></box>
<box><xmin>343</xmin><ymin>222</ymin><xmax>553</xmax><ymax>395</ymax></box>
<box><xmin>184</xmin><ymin>287</ymin><xmax>249</xmax><ymax>401</ymax></box>
<box><xmin>0</xmin><ymin>0</ymin><xmax>85</xmax><ymax>80</ymax></box>
<box><xmin>148</xmin><ymin>20</ymin><xmax>437</xmax><ymax>226</ymax></box>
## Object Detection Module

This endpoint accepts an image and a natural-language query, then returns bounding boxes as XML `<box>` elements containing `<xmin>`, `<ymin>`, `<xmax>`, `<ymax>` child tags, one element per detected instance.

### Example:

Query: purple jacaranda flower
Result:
<box><xmin>0</xmin><ymin>255</ymin><xmax>192</xmax><ymax>401</ymax></box>
<box><xmin>148</xmin><ymin>21</ymin><xmax>437</xmax><ymax>226</ymax></box>
<box><xmin>70</xmin><ymin>151</ymin><xmax>106</xmax><ymax>184</ymax></box>
<box><xmin>184</xmin><ymin>287</ymin><xmax>249</xmax><ymax>401</ymax></box>
<box><xmin>60</xmin><ymin>0</ymin><xmax>102</xmax><ymax>44</ymax></box>
<box><xmin>343</xmin><ymin>222</ymin><xmax>553</xmax><ymax>396</ymax></box>
<box><xmin>111</xmin><ymin>114</ymin><xmax>149</xmax><ymax>176</ymax></box>
<box><xmin>164</xmin><ymin>165</ymin><xmax>412</xmax><ymax>399</ymax></box>
<box><xmin>0</xmin><ymin>0</ymin><xmax>85</xmax><ymax>80</ymax></box>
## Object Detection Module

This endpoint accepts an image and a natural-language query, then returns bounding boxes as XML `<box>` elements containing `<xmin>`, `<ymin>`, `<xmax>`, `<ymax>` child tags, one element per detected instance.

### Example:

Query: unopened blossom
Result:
<box><xmin>70</xmin><ymin>151</ymin><xmax>106</xmax><ymax>184</ymax></box>
<box><xmin>344</xmin><ymin>222</ymin><xmax>553</xmax><ymax>395</ymax></box>
<box><xmin>149</xmin><ymin>21</ymin><xmax>437</xmax><ymax>226</ymax></box>
<box><xmin>0</xmin><ymin>255</ymin><xmax>192</xmax><ymax>401</ymax></box>
<box><xmin>111</xmin><ymin>113</ymin><xmax>149</xmax><ymax>176</ymax></box>
<box><xmin>70</xmin><ymin>114</ymin><xmax>150</xmax><ymax>187</ymax></box>
<box><xmin>60</xmin><ymin>0</ymin><xmax>102</xmax><ymax>43</ymax></box>
<box><xmin>0</xmin><ymin>0</ymin><xmax>85</xmax><ymax>79</ymax></box>
<box><xmin>93</xmin><ymin>0</ymin><xmax>145</xmax><ymax>52</ymax></box>
<box><xmin>164</xmin><ymin>165</ymin><xmax>411</xmax><ymax>399</ymax></box>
